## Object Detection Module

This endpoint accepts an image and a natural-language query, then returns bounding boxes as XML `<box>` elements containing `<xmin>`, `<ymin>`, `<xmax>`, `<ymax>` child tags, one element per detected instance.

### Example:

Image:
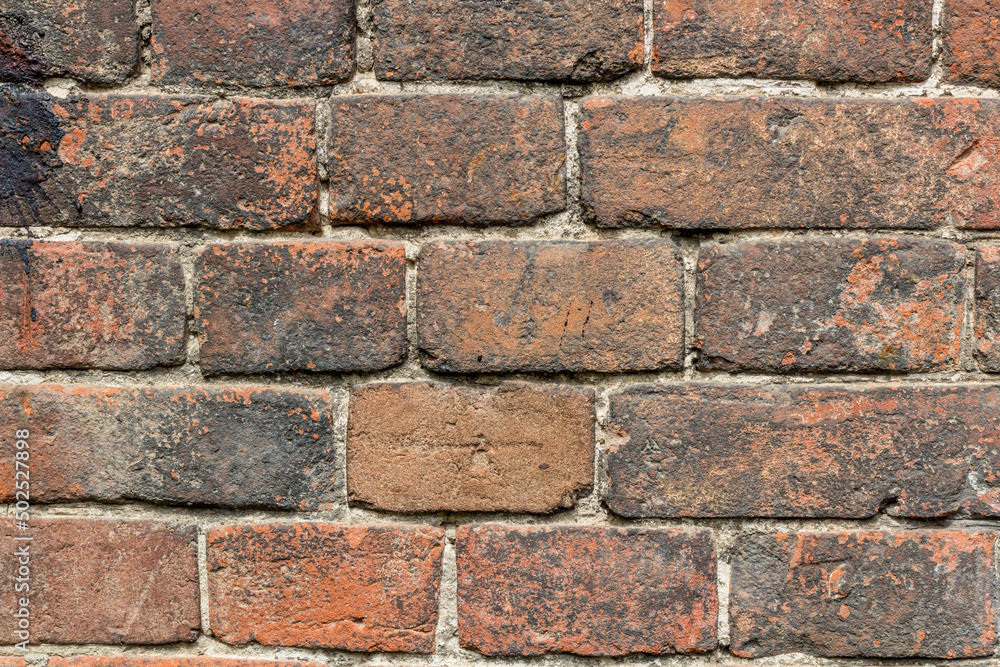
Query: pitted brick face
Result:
<box><xmin>208</xmin><ymin>523</ymin><xmax>445</xmax><ymax>652</ymax></box>
<box><xmin>195</xmin><ymin>241</ymin><xmax>407</xmax><ymax>375</ymax></box>
<box><xmin>0</xmin><ymin>241</ymin><xmax>187</xmax><ymax>370</ymax></box>
<box><xmin>0</xmin><ymin>384</ymin><xmax>336</xmax><ymax>510</ymax></box>
<box><xmin>944</xmin><ymin>0</ymin><xmax>1000</xmax><ymax>85</ymax></box>
<box><xmin>373</xmin><ymin>0</ymin><xmax>643</xmax><ymax>83</ymax></box>
<box><xmin>347</xmin><ymin>382</ymin><xmax>595</xmax><ymax>513</ymax></box>
<box><xmin>976</xmin><ymin>245</ymin><xmax>1000</xmax><ymax>371</ymax></box>
<box><xmin>13</xmin><ymin>94</ymin><xmax>317</xmax><ymax>229</ymax></box>
<box><xmin>652</xmin><ymin>0</ymin><xmax>933</xmax><ymax>82</ymax></box>
<box><xmin>417</xmin><ymin>239</ymin><xmax>684</xmax><ymax>373</ymax></box>
<box><xmin>151</xmin><ymin>0</ymin><xmax>355</xmax><ymax>87</ymax></box>
<box><xmin>0</xmin><ymin>0</ymin><xmax>139</xmax><ymax>84</ymax></box>
<box><xmin>0</xmin><ymin>518</ymin><xmax>200</xmax><ymax>644</ymax></box>
<box><xmin>328</xmin><ymin>95</ymin><xmax>566</xmax><ymax>226</ymax></box>
<box><xmin>695</xmin><ymin>237</ymin><xmax>965</xmax><ymax>373</ymax></box>
<box><xmin>579</xmin><ymin>97</ymin><xmax>1000</xmax><ymax>229</ymax></box>
<box><xmin>730</xmin><ymin>531</ymin><xmax>999</xmax><ymax>658</ymax></box>
<box><xmin>607</xmin><ymin>384</ymin><xmax>1000</xmax><ymax>518</ymax></box>
<box><xmin>457</xmin><ymin>525</ymin><xmax>718</xmax><ymax>656</ymax></box>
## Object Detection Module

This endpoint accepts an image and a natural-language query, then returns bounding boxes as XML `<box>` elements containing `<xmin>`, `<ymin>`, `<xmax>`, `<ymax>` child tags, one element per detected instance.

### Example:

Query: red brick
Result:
<box><xmin>0</xmin><ymin>0</ymin><xmax>139</xmax><ymax>84</ymax></box>
<box><xmin>0</xmin><ymin>241</ymin><xmax>186</xmax><ymax>370</ymax></box>
<box><xmin>373</xmin><ymin>0</ymin><xmax>643</xmax><ymax>82</ymax></box>
<box><xmin>608</xmin><ymin>384</ymin><xmax>1000</xmax><ymax>518</ymax></box>
<box><xmin>151</xmin><ymin>0</ymin><xmax>354</xmax><ymax>87</ymax></box>
<box><xmin>13</xmin><ymin>94</ymin><xmax>316</xmax><ymax>229</ymax></box>
<box><xmin>730</xmin><ymin>530</ymin><xmax>998</xmax><ymax>658</ymax></box>
<box><xmin>944</xmin><ymin>0</ymin><xmax>1000</xmax><ymax>85</ymax></box>
<box><xmin>0</xmin><ymin>384</ymin><xmax>335</xmax><ymax>510</ymax></box>
<box><xmin>579</xmin><ymin>97</ymin><xmax>1000</xmax><ymax>230</ymax></box>
<box><xmin>976</xmin><ymin>245</ymin><xmax>1000</xmax><ymax>371</ymax></box>
<box><xmin>347</xmin><ymin>382</ymin><xmax>594</xmax><ymax>513</ymax></box>
<box><xmin>208</xmin><ymin>523</ymin><xmax>444</xmax><ymax>652</ymax></box>
<box><xmin>417</xmin><ymin>240</ymin><xmax>684</xmax><ymax>372</ymax></box>
<box><xmin>0</xmin><ymin>518</ymin><xmax>200</xmax><ymax>644</ymax></box>
<box><xmin>329</xmin><ymin>95</ymin><xmax>565</xmax><ymax>226</ymax></box>
<box><xmin>695</xmin><ymin>237</ymin><xmax>964</xmax><ymax>372</ymax></box>
<box><xmin>195</xmin><ymin>241</ymin><xmax>407</xmax><ymax>375</ymax></box>
<box><xmin>653</xmin><ymin>0</ymin><xmax>932</xmax><ymax>82</ymax></box>
<box><xmin>457</xmin><ymin>525</ymin><xmax>718</xmax><ymax>655</ymax></box>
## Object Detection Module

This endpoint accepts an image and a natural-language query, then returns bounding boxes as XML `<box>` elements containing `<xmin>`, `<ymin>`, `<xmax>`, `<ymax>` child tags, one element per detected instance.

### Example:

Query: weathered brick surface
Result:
<box><xmin>944</xmin><ymin>0</ymin><xmax>1000</xmax><ymax>85</ymax></box>
<box><xmin>0</xmin><ymin>518</ymin><xmax>200</xmax><ymax>644</ymax></box>
<box><xmin>0</xmin><ymin>0</ymin><xmax>139</xmax><ymax>84</ymax></box>
<box><xmin>457</xmin><ymin>525</ymin><xmax>718</xmax><ymax>656</ymax></box>
<box><xmin>347</xmin><ymin>382</ymin><xmax>594</xmax><ymax>513</ymax></box>
<box><xmin>329</xmin><ymin>95</ymin><xmax>565</xmax><ymax>226</ymax></box>
<box><xmin>608</xmin><ymin>384</ymin><xmax>1000</xmax><ymax>518</ymax></box>
<box><xmin>652</xmin><ymin>0</ymin><xmax>933</xmax><ymax>82</ymax></box>
<box><xmin>976</xmin><ymin>245</ymin><xmax>1000</xmax><ymax>371</ymax></box>
<box><xmin>0</xmin><ymin>384</ymin><xmax>335</xmax><ymax>510</ymax></box>
<box><xmin>196</xmin><ymin>241</ymin><xmax>406</xmax><ymax>375</ymax></box>
<box><xmin>0</xmin><ymin>241</ymin><xmax>186</xmax><ymax>370</ymax></box>
<box><xmin>208</xmin><ymin>523</ymin><xmax>444</xmax><ymax>652</ymax></box>
<box><xmin>151</xmin><ymin>0</ymin><xmax>354</xmax><ymax>87</ymax></box>
<box><xmin>695</xmin><ymin>238</ymin><xmax>964</xmax><ymax>372</ymax></box>
<box><xmin>730</xmin><ymin>531</ymin><xmax>998</xmax><ymax>658</ymax></box>
<box><xmin>579</xmin><ymin>97</ymin><xmax>1000</xmax><ymax>229</ymax></box>
<box><xmin>417</xmin><ymin>240</ymin><xmax>684</xmax><ymax>373</ymax></box>
<box><xmin>373</xmin><ymin>0</ymin><xmax>643</xmax><ymax>82</ymax></box>
<box><xmin>5</xmin><ymin>93</ymin><xmax>316</xmax><ymax>229</ymax></box>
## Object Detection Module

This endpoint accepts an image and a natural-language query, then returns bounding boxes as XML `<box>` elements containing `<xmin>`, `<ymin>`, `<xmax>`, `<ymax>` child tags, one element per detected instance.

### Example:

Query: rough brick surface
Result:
<box><xmin>151</xmin><ymin>0</ymin><xmax>355</xmax><ymax>87</ymax></box>
<box><xmin>208</xmin><ymin>523</ymin><xmax>444</xmax><ymax>652</ymax></box>
<box><xmin>695</xmin><ymin>238</ymin><xmax>964</xmax><ymax>372</ymax></box>
<box><xmin>373</xmin><ymin>0</ymin><xmax>643</xmax><ymax>82</ymax></box>
<box><xmin>607</xmin><ymin>384</ymin><xmax>1000</xmax><ymax>518</ymax></box>
<box><xmin>0</xmin><ymin>384</ymin><xmax>335</xmax><ymax>510</ymax></box>
<box><xmin>457</xmin><ymin>525</ymin><xmax>718</xmax><ymax>656</ymax></box>
<box><xmin>579</xmin><ymin>97</ymin><xmax>1000</xmax><ymax>229</ymax></box>
<box><xmin>944</xmin><ymin>0</ymin><xmax>1000</xmax><ymax>85</ymax></box>
<box><xmin>347</xmin><ymin>382</ymin><xmax>594</xmax><ymax>513</ymax></box>
<box><xmin>976</xmin><ymin>245</ymin><xmax>1000</xmax><ymax>371</ymax></box>
<box><xmin>0</xmin><ymin>241</ymin><xmax>186</xmax><ymax>370</ymax></box>
<box><xmin>652</xmin><ymin>0</ymin><xmax>933</xmax><ymax>82</ymax></box>
<box><xmin>0</xmin><ymin>0</ymin><xmax>139</xmax><ymax>84</ymax></box>
<box><xmin>730</xmin><ymin>531</ymin><xmax>998</xmax><ymax>658</ymax></box>
<box><xmin>417</xmin><ymin>240</ymin><xmax>684</xmax><ymax>373</ymax></box>
<box><xmin>196</xmin><ymin>241</ymin><xmax>406</xmax><ymax>375</ymax></box>
<box><xmin>328</xmin><ymin>95</ymin><xmax>565</xmax><ymax>226</ymax></box>
<box><xmin>6</xmin><ymin>93</ymin><xmax>316</xmax><ymax>229</ymax></box>
<box><xmin>0</xmin><ymin>518</ymin><xmax>200</xmax><ymax>644</ymax></box>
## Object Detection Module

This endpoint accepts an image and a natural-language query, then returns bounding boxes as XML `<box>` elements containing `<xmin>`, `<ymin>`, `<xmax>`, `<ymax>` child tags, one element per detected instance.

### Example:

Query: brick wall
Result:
<box><xmin>2</xmin><ymin>0</ymin><xmax>1000</xmax><ymax>665</ymax></box>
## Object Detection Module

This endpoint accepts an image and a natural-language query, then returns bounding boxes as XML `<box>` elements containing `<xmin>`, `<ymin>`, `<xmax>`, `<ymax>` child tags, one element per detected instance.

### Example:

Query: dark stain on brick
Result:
<box><xmin>0</xmin><ymin>14</ymin><xmax>46</xmax><ymax>82</ymax></box>
<box><xmin>0</xmin><ymin>86</ymin><xmax>63</xmax><ymax>229</ymax></box>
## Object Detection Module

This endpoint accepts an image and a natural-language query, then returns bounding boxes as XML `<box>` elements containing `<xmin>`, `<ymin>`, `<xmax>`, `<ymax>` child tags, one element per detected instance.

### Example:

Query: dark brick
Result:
<box><xmin>944</xmin><ymin>0</ymin><xmax>1000</xmax><ymax>85</ymax></box>
<box><xmin>608</xmin><ymin>384</ymin><xmax>1000</xmax><ymax>518</ymax></box>
<box><xmin>329</xmin><ymin>95</ymin><xmax>565</xmax><ymax>226</ymax></box>
<box><xmin>196</xmin><ymin>241</ymin><xmax>406</xmax><ymax>375</ymax></box>
<box><xmin>0</xmin><ymin>87</ymin><xmax>64</xmax><ymax>228</ymax></box>
<box><xmin>6</xmin><ymin>93</ymin><xmax>316</xmax><ymax>229</ymax></box>
<box><xmin>151</xmin><ymin>0</ymin><xmax>354</xmax><ymax>87</ymax></box>
<box><xmin>730</xmin><ymin>530</ymin><xmax>998</xmax><ymax>658</ymax></box>
<box><xmin>0</xmin><ymin>518</ymin><xmax>200</xmax><ymax>644</ymax></box>
<box><xmin>347</xmin><ymin>382</ymin><xmax>594</xmax><ymax>513</ymax></box>
<box><xmin>373</xmin><ymin>0</ymin><xmax>643</xmax><ymax>83</ymax></box>
<box><xmin>653</xmin><ymin>0</ymin><xmax>932</xmax><ymax>82</ymax></box>
<box><xmin>0</xmin><ymin>384</ymin><xmax>335</xmax><ymax>510</ymax></box>
<box><xmin>0</xmin><ymin>241</ymin><xmax>186</xmax><ymax>370</ymax></box>
<box><xmin>208</xmin><ymin>523</ymin><xmax>444</xmax><ymax>652</ymax></box>
<box><xmin>695</xmin><ymin>237</ymin><xmax>964</xmax><ymax>372</ymax></box>
<box><xmin>976</xmin><ymin>245</ymin><xmax>1000</xmax><ymax>371</ymax></box>
<box><xmin>0</xmin><ymin>0</ymin><xmax>139</xmax><ymax>84</ymax></box>
<box><xmin>457</xmin><ymin>525</ymin><xmax>718</xmax><ymax>656</ymax></box>
<box><xmin>579</xmin><ymin>96</ymin><xmax>1000</xmax><ymax>230</ymax></box>
<box><xmin>417</xmin><ymin>240</ymin><xmax>684</xmax><ymax>373</ymax></box>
